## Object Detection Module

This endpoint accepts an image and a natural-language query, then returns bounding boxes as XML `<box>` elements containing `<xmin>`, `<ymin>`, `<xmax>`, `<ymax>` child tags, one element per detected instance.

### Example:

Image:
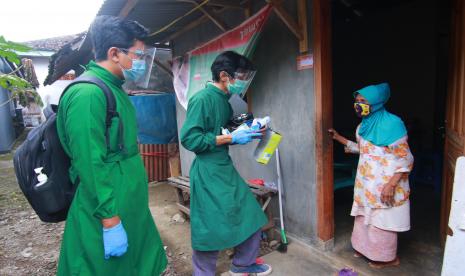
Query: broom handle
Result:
<box><xmin>276</xmin><ymin>148</ymin><xmax>285</xmax><ymax>231</ymax></box>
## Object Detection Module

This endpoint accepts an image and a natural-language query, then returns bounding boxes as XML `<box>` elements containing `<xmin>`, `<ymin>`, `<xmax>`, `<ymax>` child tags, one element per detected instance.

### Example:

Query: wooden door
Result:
<box><xmin>441</xmin><ymin>0</ymin><xmax>465</xmax><ymax>245</ymax></box>
<box><xmin>313</xmin><ymin>0</ymin><xmax>334</xmax><ymax>245</ymax></box>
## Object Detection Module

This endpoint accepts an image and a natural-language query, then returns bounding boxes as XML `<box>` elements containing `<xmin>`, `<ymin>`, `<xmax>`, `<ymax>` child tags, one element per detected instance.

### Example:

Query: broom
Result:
<box><xmin>275</xmin><ymin>148</ymin><xmax>288</xmax><ymax>253</ymax></box>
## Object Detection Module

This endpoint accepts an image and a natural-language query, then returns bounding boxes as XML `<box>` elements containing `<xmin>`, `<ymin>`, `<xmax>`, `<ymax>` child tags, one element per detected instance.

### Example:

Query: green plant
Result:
<box><xmin>11</xmin><ymin>88</ymin><xmax>43</xmax><ymax>107</ymax></box>
<box><xmin>0</xmin><ymin>36</ymin><xmax>31</xmax><ymax>64</ymax></box>
<box><xmin>0</xmin><ymin>36</ymin><xmax>42</xmax><ymax>107</ymax></box>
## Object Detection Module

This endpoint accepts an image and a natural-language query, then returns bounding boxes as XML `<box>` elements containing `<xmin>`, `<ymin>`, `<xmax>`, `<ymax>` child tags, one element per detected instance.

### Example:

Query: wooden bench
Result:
<box><xmin>167</xmin><ymin>176</ymin><xmax>277</xmax><ymax>234</ymax></box>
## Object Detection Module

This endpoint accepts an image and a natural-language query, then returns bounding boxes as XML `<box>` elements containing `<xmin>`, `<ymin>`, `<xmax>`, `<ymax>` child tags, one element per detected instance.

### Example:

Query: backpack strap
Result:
<box><xmin>59</xmin><ymin>75</ymin><xmax>125</xmax><ymax>153</ymax></box>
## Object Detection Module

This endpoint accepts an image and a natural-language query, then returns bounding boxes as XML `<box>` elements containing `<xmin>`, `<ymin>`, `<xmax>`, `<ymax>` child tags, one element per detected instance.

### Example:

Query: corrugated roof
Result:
<box><xmin>44</xmin><ymin>0</ymin><xmax>246</xmax><ymax>85</ymax></box>
<box><xmin>17</xmin><ymin>50</ymin><xmax>55</xmax><ymax>58</ymax></box>
<box><xmin>126</xmin><ymin>0</ymin><xmax>211</xmax><ymax>43</ymax></box>
<box><xmin>24</xmin><ymin>34</ymin><xmax>81</xmax><ymax>52</ymax></box>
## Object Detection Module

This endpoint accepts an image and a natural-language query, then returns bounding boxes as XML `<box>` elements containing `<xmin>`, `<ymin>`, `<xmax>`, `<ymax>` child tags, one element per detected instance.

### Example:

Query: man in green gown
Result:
<box><xmin>181</xmin><ymin>51</ymin><xmax>272</xmax><ymax>275</ymax></box>
<box><xmin>56</xmin><ymin>16</ymin><xmax>167</xmax><ymax>275</ymax></box>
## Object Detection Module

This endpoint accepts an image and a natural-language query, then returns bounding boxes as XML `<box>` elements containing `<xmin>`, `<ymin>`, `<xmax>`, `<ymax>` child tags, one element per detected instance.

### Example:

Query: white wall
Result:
<box><xmin>31</xmin><ymin>57</ymin><xmax>49</xmax><ymax>88</ymax></box>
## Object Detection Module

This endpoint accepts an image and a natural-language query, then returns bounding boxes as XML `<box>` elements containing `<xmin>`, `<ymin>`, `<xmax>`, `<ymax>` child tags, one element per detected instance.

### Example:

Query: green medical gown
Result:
<box><xmin>56</xmin><ymin>61</ymin><xmax>167</xmax><ymax>275</ymax></box>
<box><xmin>180</xmin><ymin>84</ymin><xmax>267</xmax><ymax>251</ymax></box>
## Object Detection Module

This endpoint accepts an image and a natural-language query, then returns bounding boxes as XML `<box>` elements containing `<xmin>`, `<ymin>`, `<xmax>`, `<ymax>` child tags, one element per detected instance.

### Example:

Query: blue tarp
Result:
<box><xmin>129</xmin><ymin>93</ymin><xmax>178</xmax><ymax>144</ymax></box>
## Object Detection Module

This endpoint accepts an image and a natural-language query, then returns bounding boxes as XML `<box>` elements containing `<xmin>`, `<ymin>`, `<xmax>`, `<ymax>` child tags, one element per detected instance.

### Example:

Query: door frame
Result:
<box><xmin>313</xmin><ymin>0</ymin><xmax>334</xmax><ymax>245</ymax></box>
<box><xmin>440</xmin><ymin>0</ymin><xmax>465</xmax><ymax>245</ymax></box>
<box><xmin>313</xmin><ymin>0</ymin><xmax>461</xmax><ymax>246</ymax></box>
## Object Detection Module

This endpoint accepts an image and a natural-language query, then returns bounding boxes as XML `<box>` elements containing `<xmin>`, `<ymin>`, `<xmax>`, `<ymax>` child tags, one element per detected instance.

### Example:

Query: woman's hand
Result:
<box><xmin>328</xmin><ymin>128</ymin><xmax>340</xmax><ymax>139</ymax></box>
<box><xmin>328</xmin><ymin>128</ymin><xmax>348</xmax><ymax>145</ymax></box>
<box><xmin>381</xmin><ymin>173</ymin><xmax>403</xmax><ymax>206</ymax></box>
<box><xmin>381</xmin><ymin>183</ymin><xmax>396</xmax><ymax>206</ymax></box>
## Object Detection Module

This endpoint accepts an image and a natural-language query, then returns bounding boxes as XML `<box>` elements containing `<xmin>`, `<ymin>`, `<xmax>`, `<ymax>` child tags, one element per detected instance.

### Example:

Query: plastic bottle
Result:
<box><xmin>251</xmin><ymin>116</ymin><xmax>271</xmax><ymax>131</ymax></box>
<box><xmin>233</xmin><ymin>123</ymin><xmax>251</xmax><ymax>133</ymax></box>
<box><xmin>33</xmin><ymin>168</ymin><xmax>65</xmax><ymax>213</ymax></box>
<box><xmin>34</xmin><ymin>167</ymin><xmax>48</xmax><ymax>186</ymax></box>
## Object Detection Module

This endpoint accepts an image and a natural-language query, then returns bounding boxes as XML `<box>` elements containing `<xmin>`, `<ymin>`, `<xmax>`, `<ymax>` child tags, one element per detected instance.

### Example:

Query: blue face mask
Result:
<box><xmin>122</xmin><ymin>59</ymin><xmax>146</xmax><ymax>81</ymax></box>
<box><xmin>227</xmin><ymin>79</ymin><xmax>248</xmax><ymax>95</ymax></box>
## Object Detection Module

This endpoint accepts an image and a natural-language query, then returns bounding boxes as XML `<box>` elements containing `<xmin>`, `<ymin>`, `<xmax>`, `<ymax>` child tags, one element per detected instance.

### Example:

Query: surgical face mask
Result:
<box><xmin>354</xmin><ymin>102</ymin><xmax>371</xmax><ymax>117</ymax></box>
<box><xmin>117</xmin><ymin>47</ymin><xmax>156</xmax><ymax>88</ymax></box>
<box><xmin>225</xmin><ymin>70</ymin><xmax>256</xmax><ymax>97</ymax></box>
<box><xmin>227</xmin><ymin>79</ymin><xmax>248</xmax><ymax>95</ymax></box>
<box><xmin>121</xmin><ymin>59</ymin><xmax>146</xmax><ymax>82</ymax></box>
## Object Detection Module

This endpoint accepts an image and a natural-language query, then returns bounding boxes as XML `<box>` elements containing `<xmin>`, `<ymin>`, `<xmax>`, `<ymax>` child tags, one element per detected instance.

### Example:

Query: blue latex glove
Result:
<box><xmin>231</xmin><ymin>129</ymin><xmax>262</xmax><ymax>145</ymax></box>
<box><xmin>103</xmin><ymin>222</ymin><xmax>128</xmax><ymax>260</ymax></box>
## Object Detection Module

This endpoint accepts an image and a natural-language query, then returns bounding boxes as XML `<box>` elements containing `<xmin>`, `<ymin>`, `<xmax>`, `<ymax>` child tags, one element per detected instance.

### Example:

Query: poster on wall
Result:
<box><xmin>172</xmin><ymin>4</ymin><xmax>273</xmax><ymax>109</ymax></box>
<box><xmin>297</xmin><ymin>54</ymin><xmax>313</xmax><ymax>70</ymax></box>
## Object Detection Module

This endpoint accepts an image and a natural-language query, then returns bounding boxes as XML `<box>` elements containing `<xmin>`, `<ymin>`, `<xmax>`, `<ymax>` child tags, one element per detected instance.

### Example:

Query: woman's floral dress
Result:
<box><xmin>345</xmin><ymin>126</ymin><xmax>414</xmax><ymax>232</ymax></box>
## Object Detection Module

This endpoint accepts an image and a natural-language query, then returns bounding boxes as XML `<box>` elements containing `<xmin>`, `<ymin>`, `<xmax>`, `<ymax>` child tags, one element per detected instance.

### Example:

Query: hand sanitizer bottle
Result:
<box><xmin>34</xmin><ymin>167</ymin><xmax>48</xmax><ymax>187</ymax></box>
<box><xmin>33</xmin><ymin>167</ymin><xmax>64</xmax><ymax>213</ymax></box>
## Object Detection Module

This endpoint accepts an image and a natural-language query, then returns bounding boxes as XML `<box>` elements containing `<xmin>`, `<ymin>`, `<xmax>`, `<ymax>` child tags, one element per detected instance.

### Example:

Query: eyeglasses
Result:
<box><xmin>118</xmin><ymin>48</ymin><xmax>146</xmax><ymax>60</ymax></box>
<box><xmin>224</xmin><ymin>70</ymin><xmax>257</xmax><ymax>81</ymax></box>
<box><xmin>237</xmin><ymin>67</ymin><xmax>257</xmax><ymax>80</ymax></box>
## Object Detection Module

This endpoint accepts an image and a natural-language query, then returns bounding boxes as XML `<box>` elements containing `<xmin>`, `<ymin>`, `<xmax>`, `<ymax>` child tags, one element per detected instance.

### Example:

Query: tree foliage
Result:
<box><xmin>0</xmin><ymin>36</ymin><xmax>43</xmax><ymax>107</ymax></box>
<box><xmin>0</xmin><ymin>36</ymin><xmax>31</xmax><ymax>65</ymax></box>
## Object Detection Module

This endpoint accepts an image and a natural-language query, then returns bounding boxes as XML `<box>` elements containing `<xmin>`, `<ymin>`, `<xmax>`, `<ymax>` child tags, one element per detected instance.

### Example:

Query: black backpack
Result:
<box><xmin>14</xmin><ymin>75</ymin><xmax>123</xmax><ymax>223</ymax></box>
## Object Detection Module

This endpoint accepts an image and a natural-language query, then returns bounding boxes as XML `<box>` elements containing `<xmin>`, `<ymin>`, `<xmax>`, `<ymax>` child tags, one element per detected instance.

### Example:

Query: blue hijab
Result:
<box><xmin>355</xmin><ymin>83</ymin><xmax>407</xmax><ymax>146</ymax></box>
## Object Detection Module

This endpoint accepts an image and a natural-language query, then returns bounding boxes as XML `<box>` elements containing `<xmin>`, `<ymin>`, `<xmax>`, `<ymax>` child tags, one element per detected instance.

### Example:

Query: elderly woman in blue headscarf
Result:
<box><xmin>329</xmin><ymin>83</ymin><xmax>414</xmax><ymax>268</ymax></box>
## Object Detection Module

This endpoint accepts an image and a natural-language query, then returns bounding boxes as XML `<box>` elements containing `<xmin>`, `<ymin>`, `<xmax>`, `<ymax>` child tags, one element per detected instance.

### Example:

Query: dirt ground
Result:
<box><xmin>0</xmin><ymin>152</ymin><xmax>231</xmax><ymax>276</ymax></box>
<box><xmin>0</xmin><ymin>149</ymin><xmax>245</xmax><ymax>276</ymax></box>
<box><xmin>0</xmin><ymin>133</ymin><xmax>276</xmax><ymax>276</ymax></box>
<box><xmin>149</xmin><ymin>183</ymin><xmax>239</xmax><ymax>276</ymax></box>
<box><xmin>0</xmin><ymin>138</ymin><xmax>180</xmax><ymax>276</ymax></box>
<box><xmin>0</xmin><ymin>150</ymin><xmax>64</xmax><ymax>276</ymax></box>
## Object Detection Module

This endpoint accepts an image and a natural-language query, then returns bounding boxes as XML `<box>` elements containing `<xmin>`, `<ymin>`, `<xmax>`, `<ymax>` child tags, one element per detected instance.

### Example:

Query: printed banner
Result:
<box><xmin>172</xmin><ymin>5</ymin><xmax>272</xmax><ymax>109</ymax></box>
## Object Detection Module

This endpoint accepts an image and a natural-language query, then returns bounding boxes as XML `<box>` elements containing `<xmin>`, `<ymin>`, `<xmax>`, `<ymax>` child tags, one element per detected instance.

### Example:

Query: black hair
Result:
<box><xmin>89</xmin><ymin>15</ymin><xmax>149</xmax><ymax>61</ymax></box>
<box><xmin>211</xmin><ymin>51</ymin><xmax>256</xmax><ymax>82</ymax></box>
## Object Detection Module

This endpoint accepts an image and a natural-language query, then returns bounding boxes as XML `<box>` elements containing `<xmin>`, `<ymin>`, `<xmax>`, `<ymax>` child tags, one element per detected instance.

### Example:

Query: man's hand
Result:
<box><xmin>103</xmin><ymin>221</ymin><xmax>128</xmax><ymax>260</ymax></box>
<box><xmin>231</xmin><ymin>129</ymin><xmax>262</xmax><ymax>145</ymax></box>
<box><xmin>102</xmin><ymin>216</ymin><xmax>121</xmax><ymax>228</ymax></box>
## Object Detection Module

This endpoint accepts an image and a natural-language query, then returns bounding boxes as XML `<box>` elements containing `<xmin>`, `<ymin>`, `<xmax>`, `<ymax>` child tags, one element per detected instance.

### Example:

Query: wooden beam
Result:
<box><xmin>186</xmin><ymin>0</ymin><xmax>228</xmax><ymax>32</ymax></box>
<box><xmin>163</xmin><ymin>16</ymin><xmax>210</xmax><ymax>43</ymax></box>
<box><xmin>178</xmin><ymin>176</ymin><xmax>190</xmax><ymax>182</ymax></box>
<box><xmin>244</xmin><ymin>0</ymin><xmax>252</xmax><ymax>18</ymax></box>
<box><xmin>298</xmin><ymin>0</ymin><xmax>309</xmax><ymax>53</ymax></box>
<box><xmin>200</xmin><ymin>6</ymin><xmax>229</xmax><ymax>32</ymax></box>
<box><xmin>162</xmin><ymin>7</ymin><xmax>227</xmax><ymax>43</ymax></box>
<box><xmin>243</xmin><ymin>3</ymin><xmax>253</xmax><ymax>113</ymax></box>
<box><xmin>245</xmin><ymin>0</ymin><xmax>252</xmax><ymax>113</ymax></box>
<box><xmin>118</xmin><ymin>0</ymin><xmax>139</xmax><ymax>18</ymax></box>
<box><xmin>313</xmin><ymin>0</ymin><xmax>334</xmax><ymax>244</ymax></box>
<box><xmin>176</xmin><ymin>203</ymin><xmax>191</xmax><ymax>216</ymax></box>
<box><xmin>168</xmin><ymin>144</ymin><xmax>181</xmax><ymax>177</ymax></box>
<box><xmin>268</xmin><ymin>1</ymin><xmax>303</xmax><ymax>41</ymax></box>
<box><xmin>176</xmin><ymin>0</ymin><xmax>244</xmax><ymax>9</ymax></box>
<box><xmin>207</xmin><ymin>0</ymin><xmax>243</xmax><ymax>9</ymax></box>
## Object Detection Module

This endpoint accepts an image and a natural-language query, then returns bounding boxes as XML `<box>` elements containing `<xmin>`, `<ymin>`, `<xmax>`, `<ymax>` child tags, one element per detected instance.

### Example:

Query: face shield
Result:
<box><xmin>226</xmin><ymin>69</ymin><xmax>256</xmax><ymax>98</ymax></box>
<box><xmin>119</xmin><ymin>47</ymin><xmax>156</xmax><ymax>89</ymax></box>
